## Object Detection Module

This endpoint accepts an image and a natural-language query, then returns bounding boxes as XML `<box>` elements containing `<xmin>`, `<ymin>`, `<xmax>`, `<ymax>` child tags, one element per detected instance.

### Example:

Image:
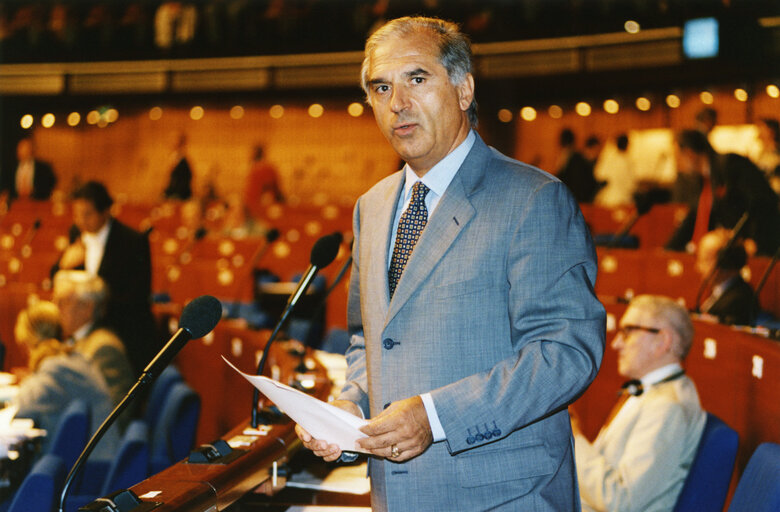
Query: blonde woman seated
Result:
<box><xmin>12</xmin><ymin>300</ymin><xmax>118</xmax><ymax>459</ymax></box>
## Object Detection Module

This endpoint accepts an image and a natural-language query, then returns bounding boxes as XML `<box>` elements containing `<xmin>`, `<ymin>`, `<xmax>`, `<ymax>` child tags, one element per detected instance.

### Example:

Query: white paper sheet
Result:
<box><xmin>222</xmin><ymin>356</ymin><xmax>369</xmax><ymax>454</ymax></box>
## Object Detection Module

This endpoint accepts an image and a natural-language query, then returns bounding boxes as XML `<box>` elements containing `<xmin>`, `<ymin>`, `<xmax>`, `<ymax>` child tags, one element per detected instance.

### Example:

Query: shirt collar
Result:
<box><xmin>72</xmin><ymin>322</ymin><xmax>94</xmax><ymax>342</ymax></box>
<box><xmin>640</xmin><ymin>363</ymin><xmax>683</xmax><ymax>388</ymax></box>
<box><xmin>81</xmin><ymin>218</ymin><xmax>111</xmax><ymax>246</ymax></box>
<box><xmin>402</xmin><ymin>130</ymin><xmax>476</xmax><ymax>201</ymax></box>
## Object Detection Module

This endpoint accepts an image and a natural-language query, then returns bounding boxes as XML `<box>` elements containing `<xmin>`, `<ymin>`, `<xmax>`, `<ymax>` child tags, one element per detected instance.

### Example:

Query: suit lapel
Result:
<box><xmin>365</xmin><ymin>173</ymin><xmax>405</xmax><ymax>320</ymax></box>
<box><xmin>385</xmin><ymin>135</ymin><xmax>491</xmax><ymax>326</ymax></box>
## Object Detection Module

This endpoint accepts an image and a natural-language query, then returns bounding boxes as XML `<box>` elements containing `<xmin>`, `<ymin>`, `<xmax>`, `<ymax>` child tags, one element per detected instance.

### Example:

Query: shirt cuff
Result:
<box><xmin>420</xmin><ymin>393</ymin><xmax>446</xmax><ymax>442</ymax></box>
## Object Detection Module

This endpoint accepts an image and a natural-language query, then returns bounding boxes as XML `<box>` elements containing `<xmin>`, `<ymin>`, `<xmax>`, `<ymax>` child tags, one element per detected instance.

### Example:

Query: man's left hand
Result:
<box><xmin>357</xmin><ymin>396</ymin><xmax>433</xmax><ymax>462</ymax></box>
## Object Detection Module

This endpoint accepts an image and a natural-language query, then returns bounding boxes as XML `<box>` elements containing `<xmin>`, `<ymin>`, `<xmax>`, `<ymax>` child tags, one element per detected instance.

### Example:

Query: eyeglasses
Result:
<box><xmin>616</xmin><ymin>325</ymin><xmax>661</xmax><ymax>338</ymax></box>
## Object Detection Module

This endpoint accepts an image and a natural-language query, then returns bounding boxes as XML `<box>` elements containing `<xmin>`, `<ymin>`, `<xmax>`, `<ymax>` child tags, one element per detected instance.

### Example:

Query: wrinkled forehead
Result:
<box><xmin>369</xmin><ymin>31</ymin><xmax>441</xmax><ymax>74</ymax></box>
<box><xmin>620</xmin><ymin>305</ymin><xmax>657</xmax><ymax>327</ymax></box>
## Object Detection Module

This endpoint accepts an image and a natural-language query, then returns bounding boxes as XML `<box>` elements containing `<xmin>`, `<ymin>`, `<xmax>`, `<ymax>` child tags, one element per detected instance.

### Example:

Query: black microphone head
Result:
<box><xmin>194</xmin><ymin>226</ymin><xmax>208</xmax><ymax>241</ymax></box>
<box><xmin>266</xmin><ymin>228</ymin><xmax>280</xmax><ymax>242</ymax></box>
<box><xmin>310</xmin><ymin>233</ymin><xmax>341</xmax><ymax>268</ymax></box>
<box><xmin>180</xmin><ymin>295</ymin><xmax>222</xmax><ymax>338</ymax></box>
<box><xmin>68</xmin><ymin>224</ymin><xmax>81</xmax><ymax>243</ymax></box>
<box><xmin>33</xmin><ymin>218</ymin><xmax>41</xmax><ymax>230</ymax></box>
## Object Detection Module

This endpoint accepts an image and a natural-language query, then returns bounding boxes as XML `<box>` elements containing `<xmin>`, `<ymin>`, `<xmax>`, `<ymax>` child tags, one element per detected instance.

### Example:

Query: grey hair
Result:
<box><xmin>53</xmin><ymin>270</ymin><xmax>109</xmax><ymax>319</ymax></box>
<box><xmin>361</xmin><ymin>16</ymin><xmax>478</xmax><ymax>127</ymax></box>
<box><xmin>628</xmin><ymin>295</ymin><xmax>694</xmax><ymax>360</ymax></box>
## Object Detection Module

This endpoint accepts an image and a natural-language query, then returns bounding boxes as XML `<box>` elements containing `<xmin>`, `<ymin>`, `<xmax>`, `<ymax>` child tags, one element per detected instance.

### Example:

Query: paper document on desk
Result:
<box><xmin>222</xmin><ymin>356</ymin><xmax>369</xmax><ymax>454</ymax></box>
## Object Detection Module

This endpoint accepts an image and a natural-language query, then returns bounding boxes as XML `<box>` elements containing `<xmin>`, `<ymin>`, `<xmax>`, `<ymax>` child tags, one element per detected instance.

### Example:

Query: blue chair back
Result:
<box><xmin>728</xmin><ymin>442</ymin><xmax>780</xmax><ymax>512</ymax></box>
<box><xmin>101</xmin><ymin>419</ymin><xmax>150</xmax><ymax>494</ymax></box>
<box><xmin>321</xmin><ymin>327</ymin><xmax>350</xmax><ymax>355</ymax></box>
<box><xmin>7</xmin><ymin>454</ymin><xmax>66</xmax><ymax>512</ymax></box>
<box><xmin>49</xmin><ymin>399</ymin><xmax>90</xmax><ymax>471</ymax></box>
<box><xmin>64</xmin><ymin>420</ymin><xmax>150</xmax><ymax>512</ymax></box>
<box><xmin>143</xmin><ymin>366</ymin><xmax>183</xmax><ymax>432</ymax></box>
<box><xmin>150</xmin><ymin>382</ymin><xmax>200</xmax><ymax>473</ymax></box>
<box><xmin>674</xmin><ymin>412</ymin><xmax>739</xmax><ymax>511</ymax></box>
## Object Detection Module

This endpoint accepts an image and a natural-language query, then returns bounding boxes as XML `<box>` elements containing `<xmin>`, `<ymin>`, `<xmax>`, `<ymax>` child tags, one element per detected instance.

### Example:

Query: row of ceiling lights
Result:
<box><xmin>19</xmin><ymin>84</ymin><xmax>779</xmax><ymax>129</ymax></box>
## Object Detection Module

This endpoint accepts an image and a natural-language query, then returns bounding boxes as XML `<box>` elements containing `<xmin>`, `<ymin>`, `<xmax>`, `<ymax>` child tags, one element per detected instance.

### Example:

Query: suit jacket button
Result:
<box><xmin>382</xmin><ymin>338</ymin><xmax>395</xmax><ymax>350</ymax></box>
<box><xmin>467</xmin><ymin>437</ymin><xmax>475</xmax><ymax>445</ymax></box>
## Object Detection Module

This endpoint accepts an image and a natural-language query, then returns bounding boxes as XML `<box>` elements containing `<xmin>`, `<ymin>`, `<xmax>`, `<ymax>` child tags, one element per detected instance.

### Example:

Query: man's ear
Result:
<box><xmin>656</xmin><ymin>329</ymin><xmax>675</xmax><ymax>357</ymax></box>
<box><xmin>457</xmin><ymin>74</ymin><xmax>475</xmax><ymax>112</ymax></box>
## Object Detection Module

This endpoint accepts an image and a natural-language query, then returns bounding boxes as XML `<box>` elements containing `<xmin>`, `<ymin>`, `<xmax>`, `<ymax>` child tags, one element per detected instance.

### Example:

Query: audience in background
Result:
<box><xmin>594</xmin><ymin>133</ymin><xmax>637</xmax><ymax>208</ymax></box>
<box><xmin>52</xmin><ymin>180</ymin><xmax>158</xmax><ymax>375</ymax></box>
<box><xmin>244</xmin><ymin>144</ymin><xmax>284</xmax><ymax>217</ymax></box>
<box><xmin>0</xmin><ymin>137</ymin><xmax>57</xmax><ymax>203</ymax></box>
<box><xmin>695</xmin><ymin>229</ymin><xmax>758</xmax><ymax>326</ymax></box>
<box><xmin>573</xmin><ymin>294</ymin><xmax>706</xmax><ymax>512</ymax></box>
<box><xmin>53</xmin><ymin>270</ymin><xmax>136</xmax><ymax>425</ymax></box>
<box><xmin>163</xmin><ymin>131</ymin><xmax>193</xmax><ymax>201</ymax></box>
<box><xmin>556</xmin><ymin>128</ymin><xmax>601</xmax><ymax>203</ymax></box>
<box><xmin>753</xmin><ymin>118</ymin><xmax>780</xmax><ymax>195</ymax></box>
<box><xmin>665</xmin><ymin>129</ymin><xmax>780</xmax><ymax>256</ymax></box>
<box><xmin>12</xmin><ymin>300</ymin><xmax>118</xmax><ymax>458</ymax></box>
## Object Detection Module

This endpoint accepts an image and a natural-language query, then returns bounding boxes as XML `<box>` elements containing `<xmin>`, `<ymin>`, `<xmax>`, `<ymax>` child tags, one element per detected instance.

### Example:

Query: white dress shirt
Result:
<box><xmin>82</xmin><ymin>220</ymin><xmax>111</xmax><ymax>275</ymax></box>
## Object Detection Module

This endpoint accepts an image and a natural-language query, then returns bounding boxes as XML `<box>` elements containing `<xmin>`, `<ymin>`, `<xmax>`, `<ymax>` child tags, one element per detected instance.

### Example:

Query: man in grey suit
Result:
<box><xmin>572</xmin><ymin>295</ymin><xmax>706</xmax><ymax>511</ymax></box>
<box><xmin>296</xmin><ymin>16</ymin><xmax>605</xmax><ymax>511</ymax></box>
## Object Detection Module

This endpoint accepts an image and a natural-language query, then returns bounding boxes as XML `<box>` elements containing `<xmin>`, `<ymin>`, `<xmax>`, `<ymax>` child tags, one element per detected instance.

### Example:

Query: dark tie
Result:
<box><xmin>388</xmin><ymin>181</ymin><xmax>430</xmax><ymax>298</ymax></box>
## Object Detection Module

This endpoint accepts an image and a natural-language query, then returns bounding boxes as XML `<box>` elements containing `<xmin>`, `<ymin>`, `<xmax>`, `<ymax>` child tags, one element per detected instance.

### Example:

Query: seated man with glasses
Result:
<box><xmin>572</xmin><ymin>294</ymin><xmax>706</xmax><ymax>512</ymax></box>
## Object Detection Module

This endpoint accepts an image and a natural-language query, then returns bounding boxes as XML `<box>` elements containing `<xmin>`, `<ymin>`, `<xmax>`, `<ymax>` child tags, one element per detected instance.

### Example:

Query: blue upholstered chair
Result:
<box><xmin>6</xmin><ymin>454</ymin><xmax>66</xmax><ymax>512</ymax></box>
<box><xmin>674</xmin><ymin>412</ymin><xmax>739</xmax><ymax>511</ymax></box>
<box><xmin>149</xmin><ymin>381</ymin><xmax>200</xmax><ymax>474</ymax></box>
<box><xmin>48</xmin><ymin>399</ymin><xmax>90</xmax><ymax>471</ymax></box>
<box><xmin>143</xmin><ymin>366</ymin><xmax>183</xmax><ymax>432</ymax></box>
<box><xmin>728</xmin><ymin>442</ymin><xmax>780</xmax><ymax>512</ymax></box>
<box><xmin>65</xmin><ymin>420</ymin><xmax>150</xmax><ymax>511</ymax></box>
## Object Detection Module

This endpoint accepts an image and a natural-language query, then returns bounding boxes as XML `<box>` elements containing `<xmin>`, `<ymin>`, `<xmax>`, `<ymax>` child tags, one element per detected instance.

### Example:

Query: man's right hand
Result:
<box><xmin>294</xmin><ymin>399</ymin><xmax>361</xmax><ymax>462</ymax></box>
<box><xmin>59</xmin><ymin>242</ymin><xmax>85</xmax><ymax>270</ymax></box>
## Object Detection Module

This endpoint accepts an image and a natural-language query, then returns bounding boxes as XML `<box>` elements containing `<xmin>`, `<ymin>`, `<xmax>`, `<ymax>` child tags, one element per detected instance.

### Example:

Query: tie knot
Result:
<box><xmin>411</xmin><ymin>181</ymin><xmax>430</xmax><ymax>205</ymax></box>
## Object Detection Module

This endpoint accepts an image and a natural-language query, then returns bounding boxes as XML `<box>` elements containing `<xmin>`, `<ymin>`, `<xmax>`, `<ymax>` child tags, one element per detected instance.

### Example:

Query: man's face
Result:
<box><xmin>366</xmin><ymin>31</ymin><xmax>473</xmax><ymax>175</ymax></box>
<box><xmin>72</xmin><ymin>199</ymin><xmax>109</xmax><ymax>234</ymax></box>
<box><xmin>53</xmin><ymin>291</ymin><xmax>92</xmax><ymax>337</ymax></box>
<box><xmin>611</xmin><ymin>305</ymin><xmax>664</xmax><ymax>379</ymax></box>
<box><xmin>695</xmin><ymin>233</ymin><xmax>722</xmax><ymax>276</ymax></box>
<box><xmin>675</xmin><ymin>146</ymin><xmax>700</xmax><ymax>176</ymax></box>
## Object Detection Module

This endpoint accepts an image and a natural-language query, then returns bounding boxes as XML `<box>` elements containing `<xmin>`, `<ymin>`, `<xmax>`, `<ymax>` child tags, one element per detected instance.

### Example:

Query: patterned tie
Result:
<box><xmin>388</xmin><ymin>181</ymin><xmax>430</xmax><ymax>298</ymax></box>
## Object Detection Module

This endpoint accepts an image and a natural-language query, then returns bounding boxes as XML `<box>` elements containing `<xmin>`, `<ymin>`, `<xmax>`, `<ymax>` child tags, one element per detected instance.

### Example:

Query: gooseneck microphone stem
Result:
<box><xmin>250</xmin><ymin>233</ymin><xmax>341</xmax><ymax>428</ymax></box>
<box><xmin>58</xmin><ymin>373</ymin><xmax>152</xmax><ymax>512</ymax></box>
<box><xmin>59</xmin><ymin>295</ymin><xmax>222</xmax><ymax>512</ymax></box>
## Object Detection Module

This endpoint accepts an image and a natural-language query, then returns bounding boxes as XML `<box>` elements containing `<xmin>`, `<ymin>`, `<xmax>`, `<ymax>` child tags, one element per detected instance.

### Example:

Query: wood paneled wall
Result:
<box><xmin>29</xmin><ymin>104</ymin><xmax>399</xmax><ymax>206</ymax></box>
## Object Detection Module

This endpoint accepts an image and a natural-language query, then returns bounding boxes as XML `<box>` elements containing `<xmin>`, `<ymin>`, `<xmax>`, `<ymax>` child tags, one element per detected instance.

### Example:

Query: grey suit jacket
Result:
<box><xmin>575</xmin><ymin>376</ymin><xmax>706</xmax><ymax>512</ymax></box>
<box><xmin>339</xmin><ymin>133</ymin><xmax>606</xmax><ymax>511</ymax></box>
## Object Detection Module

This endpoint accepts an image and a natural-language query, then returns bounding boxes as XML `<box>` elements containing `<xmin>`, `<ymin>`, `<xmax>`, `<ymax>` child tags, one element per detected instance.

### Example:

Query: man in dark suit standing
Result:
<box><xmin>0</xmin><ymin>137</ymin><xmax>57</xmax><ymax>202</ymax></box>
<box><xmin>52</xmin><ymin>181</ymin><xmax>158</xmax><ymax>374</ymax></box>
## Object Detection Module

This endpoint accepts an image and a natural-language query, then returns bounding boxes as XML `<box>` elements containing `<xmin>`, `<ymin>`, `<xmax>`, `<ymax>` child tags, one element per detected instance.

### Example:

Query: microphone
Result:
<box><xmin>694</xmin><ymin>211</ymin><xmax>750</xmax><ymax>313</ymax></box>
<box><xmin>295</xmin><ymin>236</ymin><xmax>353</xmax><ymax>372</ymax></box>
<box><xmin>59</xmin><ymin>295</ymin><xmax>222</xmax><ymax>512</ymax></box>
<box><xmin>68</xmin><ymin>224</ymin><xmax>81</xmax><ymax>244</ymax></box>
<box><xmin>250</xmin><ymin>233</ymin><xmax>341</xmax><ymax>428</ymax></box>
<box><xmin>226</xmin><ymin>228</ymin><xmax>280</xmax><ymax>315</ymax></box>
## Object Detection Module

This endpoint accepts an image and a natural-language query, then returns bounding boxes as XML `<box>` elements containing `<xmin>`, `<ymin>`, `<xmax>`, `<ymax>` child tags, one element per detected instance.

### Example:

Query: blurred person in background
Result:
<box><xmin>0</xmin><ymin>137</ymin><xmax>57</xmax><ymax>203</ymax></box>
<box><xmin>12</xmin><ymin>300</ymin><xmax>118</xmax><ymax>458</ymax></box>
<box><xmin>594</xmin><ymin>133</ymin><xmax>637</xmax><ymax>208</ymax></box>
<box><xmin>53</xmin><ymin>270</ymin><xmax>136</xmax><ymax>425</ymax></box>
<box><xmin>695</xmin><ymin>229</ymin><xmax>757</xmax><ymax>326</ymax></box>
<box><xmin>52</xmin><ymin>181</ymin><xmax>158</xmax><ymax>375</ymax></box>
<box><xmin>665</xmin><ymin>129</ymin><xmax>780</xmax><ymax>256</ymax></box>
